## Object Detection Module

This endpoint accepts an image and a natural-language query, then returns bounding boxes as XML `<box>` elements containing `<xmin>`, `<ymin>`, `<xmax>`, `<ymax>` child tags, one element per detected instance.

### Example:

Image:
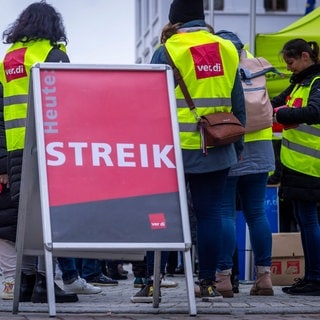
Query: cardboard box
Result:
<box><xmin>271</xmin><ymin>232</ymin><xmax>304</xmax><ymax>286</ymax></box>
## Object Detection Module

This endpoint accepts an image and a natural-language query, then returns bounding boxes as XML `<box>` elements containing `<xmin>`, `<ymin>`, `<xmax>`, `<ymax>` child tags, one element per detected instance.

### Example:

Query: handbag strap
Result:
<box><xmin>164</xmin><ymin>45</ymin><xmax>209</xmax><ymax>154</ymax></box>
<box><xmin>164</xmin><ymin>45</ymin><xmax>199</xmax><ymax>119</ymax></box>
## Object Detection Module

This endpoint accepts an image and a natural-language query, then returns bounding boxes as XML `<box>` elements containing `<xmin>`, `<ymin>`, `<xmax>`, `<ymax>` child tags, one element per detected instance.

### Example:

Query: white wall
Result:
<box><xmin>0</xmin><ymin>0</ymin><xmax>135</xmax><ymax>64</ymax></box>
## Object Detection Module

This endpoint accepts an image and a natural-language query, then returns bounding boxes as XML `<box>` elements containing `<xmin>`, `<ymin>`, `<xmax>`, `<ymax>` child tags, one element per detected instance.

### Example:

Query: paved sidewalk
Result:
<box><xmin>1</xmin><ymin>265</ymin><xmax>320</xmax><ymax>319</ymax></box>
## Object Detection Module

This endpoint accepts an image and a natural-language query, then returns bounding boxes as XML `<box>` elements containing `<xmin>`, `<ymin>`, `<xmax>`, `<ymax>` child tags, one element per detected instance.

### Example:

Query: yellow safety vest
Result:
<box><xmin>245</xmin><ymin>127</ymin><xmax>273</xmax><ymax>143</ymax></box>
<box><xmin>0</xmin><ymin>40</ymin><xmax>66</xmax><ymax>151</ymax></box>
<box><xmin>165</xmin><ymin>30</ymin><xmax>239</xmax><ymax>149</ymax></box>
<box><xmin>281</xmin><ymin>76</ymin><xmax>320</xmax><ymax>177</ymax></box>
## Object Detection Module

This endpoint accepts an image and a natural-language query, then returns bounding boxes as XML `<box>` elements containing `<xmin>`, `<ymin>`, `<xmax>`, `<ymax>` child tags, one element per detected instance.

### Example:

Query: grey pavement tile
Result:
<box><xmin>1</xmin><ymin>264</ymin><xmax>320</xmax><ymax>319</ymax></box>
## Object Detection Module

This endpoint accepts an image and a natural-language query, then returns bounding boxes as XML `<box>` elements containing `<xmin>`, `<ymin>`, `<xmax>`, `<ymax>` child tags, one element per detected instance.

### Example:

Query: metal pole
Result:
<box><xmin>249</xmin><ymin>0</ymin><xmax>256</xmax><ymax>55</ymax></box>
<box><xmin>210</xmin><ymin>0</ymin><xmax>214</xmax><ymax>29</ymax></box>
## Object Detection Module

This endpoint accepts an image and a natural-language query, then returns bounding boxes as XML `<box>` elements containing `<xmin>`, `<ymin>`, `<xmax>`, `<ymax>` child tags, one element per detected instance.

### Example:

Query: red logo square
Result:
<box><xmin>292</xmin><ymin>98</ymin><xmax>303</xmax><ymax>108</ymax></box>
<box><xmin>271</xmin><ymin>261</ymin><xmax>282</xmax><ymax>275</ymax></box>
<box><xmin>286</xmin><ymin>260</ymin><xmax>300</xmax><ymax>274</ymax></box>
<box><xmin>190</xmin><ymin>42</ymin><xmax>224</xmax><ymax>79</ymax></box>
<box><xmin>149</xmin><ymin>213</ymin><xmax>167</xmax><ymax>230</ymax></box>
<box><xmin>3</xmin><ymin>48</ymin><xmax>28</xmax><ymax>82</ymax></box>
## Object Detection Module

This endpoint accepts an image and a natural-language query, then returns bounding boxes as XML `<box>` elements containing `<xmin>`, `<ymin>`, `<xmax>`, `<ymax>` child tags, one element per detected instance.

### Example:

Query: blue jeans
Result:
<box><xmin>58</xmin><ymin>258</ymin><xmax>101</xmax><ymax>282</ymax></box>
<box><xmin>146</xmin><ymin>251</ymin><xmax>169</xmax><ymax>278</ymax></box>
<box><xmin>218</xmin><ymin>173</ymin><xmax>272</xmax><ymax>271</ymax></box>
<box><xmin>132</xmin><ymin>252</ymin><xmax>168</xmax><ymax>279</ymax></box>
<box><xmin>76</xmin><ymin>259</ymin><xmax>101</xmax><ymax>280</ymax></box>
<box><xmin>57</xmin><ymin>257</ymin><xmax>78</xmax><ymax>283</ymax></box>
<box><xmin>186</xmin><ymin>168</ymin><xmax>229</xmax><ymax>281</ymax></box>
<box><xmin>292</xmin><ymin>200</ymin><xmax>320</xmax><ymax>281</ymax></box>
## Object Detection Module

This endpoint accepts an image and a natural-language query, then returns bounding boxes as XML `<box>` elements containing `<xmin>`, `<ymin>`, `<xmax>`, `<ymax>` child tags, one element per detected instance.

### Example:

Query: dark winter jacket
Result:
<box><xmin>0</xmin><ymin>84</ymin><xmax>18</xmax><ymax>242</ymax></box>
<box><xmin>271</xmin><ymin>64</ymin><xmax>320</xmax><ymax>201</ymax></box>
<box><xmin>271</xmin><ymin>64</ymin><xmax>320</xmax><ymax>126</ymax></box>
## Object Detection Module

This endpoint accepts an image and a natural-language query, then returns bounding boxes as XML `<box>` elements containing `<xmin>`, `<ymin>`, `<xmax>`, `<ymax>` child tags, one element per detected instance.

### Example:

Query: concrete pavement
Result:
<box><xmin>1</xmin><ymin>264</ymin><xmax>320</xmax><ymax>319</ymax></box>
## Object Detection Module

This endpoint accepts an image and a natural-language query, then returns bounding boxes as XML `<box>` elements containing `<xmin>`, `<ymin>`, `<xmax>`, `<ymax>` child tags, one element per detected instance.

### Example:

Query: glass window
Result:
<box><xmin>203</xmin><ymin>0</ymin><xmax>208</xmax><ymax>10</ymax></box>
<box><xmin>152</xmin><ymin>0</ymin><xmax>158</xmax><ymax>17</ymax></box>
<box><xmin>264</xmin><ymin>0</ymin><xmax>287</xmax><ymax>12</ymax></box>
<box><xmin>203</xmin><ymin>0</ymin><xmax>224</xmax><ymax>11</ymax></box>
<box><xmin>137</xmin><ymin>0</ymin><xmax>142</xmax><ymax>37</ymax></box>
<box><xmin>214</xmin><ymin>0</ymin><xmax>224</xmax><ymax>10</ymax></box>
<box><xmin>145</xmin><ymin>0</ymin><xmax>150</xmax><ymax>27</ymax></box>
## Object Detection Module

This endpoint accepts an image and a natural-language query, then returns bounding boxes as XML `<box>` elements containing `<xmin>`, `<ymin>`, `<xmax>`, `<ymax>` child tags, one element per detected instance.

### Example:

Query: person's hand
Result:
<box><xmin>0</xmin><ymin>174</ymin><xmax>9</xmax><ymax>187</ymax></box>
<box><xmin>273</xmin><ymin>105</ymin><xmax>298</xmax><ymax>129</ymax></box>
<box><xmin>273</xmin><ymin>105</ymin><xmax>288</xmax><ymax>122</ymax></box>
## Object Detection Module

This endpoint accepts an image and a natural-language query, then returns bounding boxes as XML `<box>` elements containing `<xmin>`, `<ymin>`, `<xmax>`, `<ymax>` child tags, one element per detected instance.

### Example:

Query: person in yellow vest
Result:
<box><xmin>0</xmin><ymin>1</ymin><xmax>80</xmax><ymax>303</ymax></box>
<box><xmin>214</xmin><ymin>30</ymin><xmax>275</xmax><ymax>298</ymax></box>
<box><xmin>0</xmin><ymin>82</ymin><xmax>18</xmax><ymax>300</ymax></box>
<box><xmin>272</xmin><ymin>38</ymin><xmax>320</xmax><ymax>296</ymax></box>
<box><xmin>132</xmin><ymin>0</ymin><xmax>246</xmax><ymax>302</ymax></box>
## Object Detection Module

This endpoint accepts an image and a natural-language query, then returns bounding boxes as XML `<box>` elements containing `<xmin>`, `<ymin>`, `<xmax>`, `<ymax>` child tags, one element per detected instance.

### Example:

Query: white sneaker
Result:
<box><xmin>63</xmin><ymin>277</ymin><xmax>102</xmax><ymax>294</ymax></box>
<box><xmin>160</xmin><ymin>278</ymin><xmax>178</xmax><ymax>288</ymax></box>
<box><xmin>1</xmin><ymin>278</ymin><xmax>14</xmax><ymax>300</ymax></box>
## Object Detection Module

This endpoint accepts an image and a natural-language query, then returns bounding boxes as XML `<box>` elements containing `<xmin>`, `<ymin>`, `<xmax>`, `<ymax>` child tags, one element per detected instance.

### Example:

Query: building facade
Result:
<box><xmin>135</xmin><ymin>0</ymin><xmax>318</xmax><ymax>63</ymax></box>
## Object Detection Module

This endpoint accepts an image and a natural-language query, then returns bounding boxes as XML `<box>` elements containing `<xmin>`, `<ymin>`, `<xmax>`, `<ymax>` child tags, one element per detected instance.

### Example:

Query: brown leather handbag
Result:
<box><xmin>198</xmin><ymin>112</ymin><xmax>245</xmax><ymax>148</ymax></box>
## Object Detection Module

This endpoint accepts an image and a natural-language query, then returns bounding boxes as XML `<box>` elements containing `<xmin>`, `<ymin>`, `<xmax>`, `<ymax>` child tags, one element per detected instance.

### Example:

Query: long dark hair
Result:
<box><xmin>281</xmin><ymin>38</ymin><xmax>319</xmax><ymax>64</ymax></box>
<box><xmin>2</xmin><ymin>1</ymin><xmax>68</xmax><ymax>45</ymax></box>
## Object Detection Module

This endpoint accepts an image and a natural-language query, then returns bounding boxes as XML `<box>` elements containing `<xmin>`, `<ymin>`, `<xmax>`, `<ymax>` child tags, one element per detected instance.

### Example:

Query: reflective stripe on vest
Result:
<box><xmin>281</xmin><ymin>76</ymin><xmax>320</xmax><ymax>177</ymax></box>
<box><xmin>0</xmin><ymin>40</ymin><xmax>59</xmax><ymax>151</ymax></box>
<box><xmin>165</xmin><ymin>31</ymin><xmax>239</xmax><ymax>149</ymax></box>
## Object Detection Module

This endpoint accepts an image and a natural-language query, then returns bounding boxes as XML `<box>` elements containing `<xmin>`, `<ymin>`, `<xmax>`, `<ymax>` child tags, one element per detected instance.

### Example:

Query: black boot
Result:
<box><xmin>231</xmin><ymin>247</ymin><xmax>240</xmax><ymax>294</ymax></box>
<box><xmin>20</xmin><ymin>273</ymin><xmax>36</xmax><ymax>302</ymax></box>
<box><xmin>106</xmin><ymin>261</ymin><xmax>128</xmax><ymax>280</ymax></box>
<box><xmin>231</xmin><ymin>274</ymin><xmax>239</xmax><ymax>294</ymax></box>
<box><xmin>31</xmin><ymin>273</ymin><xmax>78</xmax><ymax>303</ymax></box>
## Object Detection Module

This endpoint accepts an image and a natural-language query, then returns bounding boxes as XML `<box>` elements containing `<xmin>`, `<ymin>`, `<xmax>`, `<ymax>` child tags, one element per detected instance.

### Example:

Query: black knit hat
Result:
<box><xmin>169</xmin><ymin>0</ymin><xmax>205</xmax><ymax>24</ymax></box>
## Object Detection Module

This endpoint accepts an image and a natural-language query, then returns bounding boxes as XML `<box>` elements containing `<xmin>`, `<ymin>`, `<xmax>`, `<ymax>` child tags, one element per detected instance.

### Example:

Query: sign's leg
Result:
<box><xmin>12</xmin><ymin>174</ymin><xmax>31</xmax><ymax>315</ymax></box>
<box><xmin>152</xmin><ymin>251</ymin><xmax>161</xmax><ymax>308</ymax></box>
<box><xmin>44</xmin><ymin>250</ymin><xmax>56</xmax><ymax>316</ymax></box>
<box><xmin>184</xmin><ymin>249</ymin><xmax>197</xmax><ymax>316</ymax></box>
<box><xmin>12</xmin><ymin>252</ymin><xmax>23</xmax><ymax>314</ymax></box>
<box><xmin>245</xmin><ymin>225</ymin><xmax>254</xmax><ymax>281</ymax></box>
